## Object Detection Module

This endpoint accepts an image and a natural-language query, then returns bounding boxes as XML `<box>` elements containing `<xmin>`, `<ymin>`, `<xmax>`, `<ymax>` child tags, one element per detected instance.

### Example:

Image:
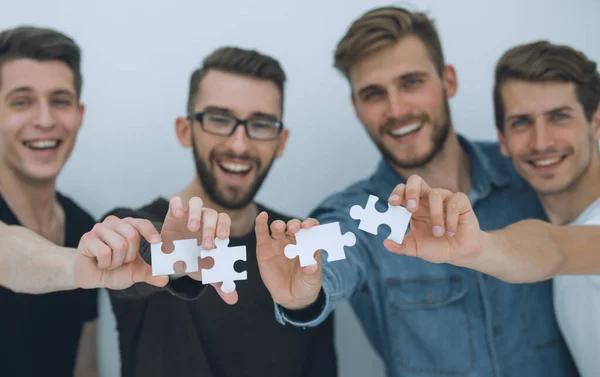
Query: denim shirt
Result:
<box><xmin>275</xmin><ymin>137</ymin><xmax>578</xmax><ymax>377</ymax></box>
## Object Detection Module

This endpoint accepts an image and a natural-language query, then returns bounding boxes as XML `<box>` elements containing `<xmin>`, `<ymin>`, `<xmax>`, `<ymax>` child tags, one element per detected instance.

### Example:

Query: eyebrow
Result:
<box><xmin>249</xmin><ymin>112</ymin><xmax>279</xmax><ymax>121</ymax></box>
<box><xmin>505</xmin><ymin>113</ymin><xmax>531</xmax><ymax>124</ymax></box>
<box><xmin>5</xmin><ymin>86</ymin><xmax>32</xmax><ymax>99</ymax></box>
<box><xmin>356</xmin><ymin>71</ymin><xmax>429</xmax><ymax>97</ymax></box>
<box><xmin>506</xmin><ymin>105</ymin><xmax>574</xmax><ymax>123</ymax></box>
<box><xmin>202</xmin><ymin>106</ymin><xmax>279</xmax><ymax>120</ymax></box>
<box><xmin>202</xmin><ymin>106</ymin><xmax>231</xmax><ymax>114</ymax></box>
<box><xmin>5</xmin><ymin>86</ymin><xmax>76</xmax><ymax>100</ymax></box>
<box><xmin>545</xmin><ymin>105</ymin><xmax>573</xmax><ymax>116</ymax></box>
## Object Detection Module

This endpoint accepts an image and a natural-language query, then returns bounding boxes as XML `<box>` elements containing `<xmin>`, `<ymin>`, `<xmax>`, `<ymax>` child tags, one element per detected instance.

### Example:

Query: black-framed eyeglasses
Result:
<box><xmin>188</xmin><ymin>111</ymin><xmax>284</xmax><ymax>141</ymax></box>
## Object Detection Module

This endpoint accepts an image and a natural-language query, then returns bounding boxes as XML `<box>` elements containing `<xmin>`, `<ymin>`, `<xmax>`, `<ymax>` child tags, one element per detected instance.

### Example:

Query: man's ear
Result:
<box><xmin>592</xmin><ymin>104</ymin><xmax>600</xmax><ymax>142</ymax></box>
<box><xmin>175</xmin><ymin>116</ymin><xmax>193</xmax><ymax>147</ymax></box>
<box><xmin>74</xmin><ymin>103</ymin><xmax>85</xmax><ymax>132</ymax></box>
<box><xmin>442</xmin><ymin>65</ymin><xmax>458</xmax><ymax>99</ymax></box>
<box><xmin>497</xmin><ymin>130</ymin><xmax>510</xmax><ymax>156</ymax></box>
<box><xmin>275</xmin><ymin>128</ymin><xmax>289</xmax><ymax>158</ymax></box>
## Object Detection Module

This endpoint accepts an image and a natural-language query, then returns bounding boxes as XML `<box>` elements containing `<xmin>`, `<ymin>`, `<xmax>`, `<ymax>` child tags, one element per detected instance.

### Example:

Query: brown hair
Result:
<box><xmin>187</xmin><ymin>47</ymin><xmax>286</xmax><ymax>114</ymax></box>
<box><xmin>494</xmin><ymin>40</ymin><xmax>600</xmax><ymax>132</ymax></box>
<box><xmin>334</xmin><ymin>6</ymin><xmax>445</xmax><ymax>80</ymax></box>
<box><xmin>0</xmin><ymin>26</ymin><xmax>82</xmax><ymax>99</ymax></box>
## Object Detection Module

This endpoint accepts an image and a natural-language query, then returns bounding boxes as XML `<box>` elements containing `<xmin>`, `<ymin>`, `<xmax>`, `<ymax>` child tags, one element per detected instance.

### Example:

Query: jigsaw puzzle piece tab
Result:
<box><xmin>284</xmin><ymin>222</ymin><xmax>356</xmax><ymax>267</ymax></box>
<box><xmin>201</xmin><ymin>238</ymin><xmax>247</xmax><ymax>294</ymax></box>
<box><xmin>150</xmin><ymin>238</ymin><xmax>202</xmax><ymax>276</ymax></box>
<box><xmin>350</xmin><ymin>194</ymin><xmax>412</xmax><ymax>244</ymax></box>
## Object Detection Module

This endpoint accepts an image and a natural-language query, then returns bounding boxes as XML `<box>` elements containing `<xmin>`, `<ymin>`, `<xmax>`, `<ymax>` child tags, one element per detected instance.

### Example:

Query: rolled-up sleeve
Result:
<box><xmin>274</xmin><ymin>197</ymin><xmax>371</xmax><ymax>327</ymax></box>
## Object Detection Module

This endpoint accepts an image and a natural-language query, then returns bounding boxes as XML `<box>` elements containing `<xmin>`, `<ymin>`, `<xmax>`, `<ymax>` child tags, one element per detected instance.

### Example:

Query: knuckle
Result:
<box><xmin>104</xmin><ymin>215</ymin><xmax>119</xmax><ymax>224</ymax></box>
<box><xmin>125</xmin><ymin>228</ymin><xmax>140</xmax><ymax>243</ymax></box>
<box><xmin>115</xmin><ymin>239</ymin><xmax>129</xmax><ymax>252</ymax></box>
<box><xmin>456</xmin><ymin>192</ymin><xmax>469</xmax><ymax>202</ymax></box>
<box><xmin>430</xmin><ymin>188</ymin><xmax>443</xmax><ymax>197</ymax></box>
<box><xmin>97</xmin><ymin>245</ymin><xmax>111</xmax><ymax>259</ymax></box>
<box><xmin>203</xmin><ymin>223</ymin><xmax>216</xmax><ymax>232</ymax></box>
<box><xmin>92</xmin><ymin>223</ymin><xmax>106</xmax><ymax>233</ymax></box>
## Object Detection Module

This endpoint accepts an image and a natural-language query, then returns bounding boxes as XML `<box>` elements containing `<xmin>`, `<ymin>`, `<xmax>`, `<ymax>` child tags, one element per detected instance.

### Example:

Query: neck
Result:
<box><xmin>393</xmin><ymin>130</ymin><xmax>472</xmax><ymax>194</ymax></box>
<box><xmin>177</xmin><ymin>176</ymin><xmax>258</xmax><ymax>238</ymax></box>
<box><xmin>0</xmin><ymin>163</ymin><xmax>61</xmax><ymax>240</ymax></box>
<box><xmin>539</xmin><ymin>165</ymin><xmax>600</xmax><ymax>225</ymax></box>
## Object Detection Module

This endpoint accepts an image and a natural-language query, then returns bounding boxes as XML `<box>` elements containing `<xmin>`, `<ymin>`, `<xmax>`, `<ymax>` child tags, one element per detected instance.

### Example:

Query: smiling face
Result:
<box><xmin>176</xmin><ymin>69</ymin><xmax>288</xmax><ymax>210</ymax></box>
<box><xmin>498</xmin><ymin>80</ymin><xmax>600</xmax><ymax>195</ymax></box>
<box><xmin>0</xmin><ymin>58</ymin><xmax>84</xmax><ymax>184</ymax></box>
<box><xmin>349</xmin><ymin>36</ymin><xmax>457</xmax><ymax>170</ymax></box>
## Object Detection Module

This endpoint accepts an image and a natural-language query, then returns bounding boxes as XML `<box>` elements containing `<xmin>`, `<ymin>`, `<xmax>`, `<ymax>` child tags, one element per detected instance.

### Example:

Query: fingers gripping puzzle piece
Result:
<box><xmin>201</xmin><ymin>238</ymin><xmax>247</xmax><ymax>294</ymax></box>
<box><xmin>284</xmin><ymin>222</ymin><xmax>356</xmax><ymax>267</ymax></box>
<box><xmin>151</xmin><ymin>238</ymin><xmax>201</xmax><ymax>276</ymax></box>
<box><xmin>350</xmin><ymin>194</ymin><xmax>412</xmax><ymax>244</ymax></box>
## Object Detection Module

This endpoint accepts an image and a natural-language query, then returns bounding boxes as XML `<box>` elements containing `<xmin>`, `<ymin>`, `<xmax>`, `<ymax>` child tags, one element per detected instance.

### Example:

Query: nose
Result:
<box><xmin>35</xmin><ymin>100</ymin><xmax>56</xmax><ymax>129</ymax></box>
<box><xmin>225</xmin><ymin>123</ymin><xmax>251</xmax><ymax>155</ymax></box>
<box><xmin>531</xmin><ymin>121</ymin><xmax>554</xmax><ymax>152</ymax></box>
<box><xmin>385</xmin><ymin>88</ymin><xmax>411</xmax><ymax>120</ymax></box>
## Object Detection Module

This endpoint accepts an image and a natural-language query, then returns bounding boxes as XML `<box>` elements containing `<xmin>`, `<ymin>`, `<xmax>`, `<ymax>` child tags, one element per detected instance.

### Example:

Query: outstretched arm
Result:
<box><xmin>0</xmin><ymin>221</ymin><xmax>79</xmax><ymax>293</ymax></box>
<box><xmin>479</xmin><ymin>220</ymin><xmax>600</xmax><ymax>281</ymax></box>
<box><xmin>385</xmin><ymin>174</ymin><xmax>600</xmax><ymax>284</ymax></box>
<box><xmin>0</xmin><ymin>217</ymin><xmax>167</xmax><ymax>294</ymax></box>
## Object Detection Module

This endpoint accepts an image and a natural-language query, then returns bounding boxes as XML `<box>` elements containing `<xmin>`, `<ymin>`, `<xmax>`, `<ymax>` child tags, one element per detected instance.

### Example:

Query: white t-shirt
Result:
<box><xmin>553</xmin><ymin>197</ymin><xmax>600</xmax><ymax>377</ymax></box>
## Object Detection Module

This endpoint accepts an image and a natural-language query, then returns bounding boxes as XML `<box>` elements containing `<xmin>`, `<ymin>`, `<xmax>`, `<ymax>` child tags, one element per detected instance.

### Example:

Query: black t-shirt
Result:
<box><xmin>107</xmin><ymin>198</ymin><xmax>337</xmax><ymax>377</ymax></box>
<box><xmin>0</xmin><ymin>192</ymin><xmax>98</xmax><ymax>377</ymax></box>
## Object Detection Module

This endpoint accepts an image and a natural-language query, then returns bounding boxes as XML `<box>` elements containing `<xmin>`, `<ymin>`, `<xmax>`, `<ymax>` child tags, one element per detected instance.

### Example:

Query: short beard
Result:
<box><xmin>377</xmin><ymin>95</ymin><xmax>452</xmax><ymax>170</ymax></box>
<box><xmin>520</xmin><ymin>144</ymin><xmax>589</xmax><ymax>196</ymax></box>
<box><xmin>191</xmin><ymin>137</ymin><xmax>277</xmax><ymax>210</ymax></box>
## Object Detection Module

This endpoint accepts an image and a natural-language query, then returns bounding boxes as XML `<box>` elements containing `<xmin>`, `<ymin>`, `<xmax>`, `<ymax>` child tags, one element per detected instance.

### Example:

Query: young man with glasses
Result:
<box><xmin>104</xmin><ymin>47</ymin><xmax>337</xmax><ymax>377</ymax></box>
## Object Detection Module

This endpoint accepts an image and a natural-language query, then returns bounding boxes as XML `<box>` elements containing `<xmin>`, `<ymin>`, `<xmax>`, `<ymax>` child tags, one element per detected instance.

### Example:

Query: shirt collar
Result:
<box><xmin>372</xmin><ymin>134</ymin><xmax>511</xmax><ymax>202</ymax></box>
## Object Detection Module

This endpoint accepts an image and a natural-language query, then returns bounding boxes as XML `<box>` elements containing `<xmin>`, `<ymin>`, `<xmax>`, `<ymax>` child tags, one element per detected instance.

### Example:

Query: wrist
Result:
<box><xmin>66</xmin><ymin>247</ymin><xmax>87</xmax><ymax>290</ymax></box>
<box><xmin>453</xmin><ymin>230</ymin><xmax>488</xmax><ymax>270</ymax></box>
<box><xmin>280</xmin><ymin>292</ymin><xmax>321</xmax><ymax>311</ymax></box>
<box><xmin>280</xmin><ymin>288</ymin><xmax>326</xmax><ymax>319</ymax></box>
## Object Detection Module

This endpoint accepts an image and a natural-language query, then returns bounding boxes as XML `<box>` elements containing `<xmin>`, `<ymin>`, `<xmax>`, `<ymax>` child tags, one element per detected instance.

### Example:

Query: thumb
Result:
<box><xmin>131</xmin><ymin>255</ymin><xmax>168</xmax><ymax>287</ymax></box>
<box><xmin>212</xmin><ymin>283</ymin><xmax>239</xmax><ymax>305</ymax></box>
<box><xmin>295</xmin><ymin>250</ymin><xmax>323</xmax><ymax>293</ymax></box>
<box><xmin>387</xmin><ymin>232</ymin><xmax>418</xmax><ymax>258</ymax></box>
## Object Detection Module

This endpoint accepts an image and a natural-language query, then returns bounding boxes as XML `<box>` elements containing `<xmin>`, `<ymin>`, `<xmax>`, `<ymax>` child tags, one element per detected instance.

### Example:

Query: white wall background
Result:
<box><xmin>2</xmin><ymin>0</ymin><xmax>599</xmax><ymax>376</ymax></box>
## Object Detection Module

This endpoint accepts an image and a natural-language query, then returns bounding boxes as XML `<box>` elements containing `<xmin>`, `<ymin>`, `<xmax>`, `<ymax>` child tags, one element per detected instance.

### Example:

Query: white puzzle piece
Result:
<box><xmin>284</xmin><ymin>222</ymin><xmax>356</xmax><ymax>267</ymax></box>
<box><xmin>201</xmin><ymin>238</ymin><xmax>247</xmax><ymax>294</ymax></box>
<box><xmin>350</xmin><ymin>194</ymin><xmax>412</xmax><ymax>244</ymax></box>
<box><xmin>151</xmin><ymin>238</ymin><xmax>202</xmax><ymax>276</ymax></box>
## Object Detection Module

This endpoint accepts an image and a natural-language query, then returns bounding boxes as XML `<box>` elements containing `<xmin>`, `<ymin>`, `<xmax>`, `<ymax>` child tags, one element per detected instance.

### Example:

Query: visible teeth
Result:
<box><xmin>532</xmin><ymin>158</ymin><xmax>562</xmax><ymax>167</ymax></box>
<box><xmin>25</xmin><ymin>140</ymin><xmax>59</xmax><ymax>149</ymax></box>
<box><xmin>390</xmin><ymin>123</ymin><xmax>422</xmax><ymax>136</ymax></box>
<box><xmin>220</xmin><ymin>162</ymin><xmax>251</xmax><ymax>173</ymax></box>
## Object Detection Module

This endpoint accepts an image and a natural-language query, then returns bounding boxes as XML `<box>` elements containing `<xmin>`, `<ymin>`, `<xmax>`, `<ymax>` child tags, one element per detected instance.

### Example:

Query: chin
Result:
<box><xmin>531</xmin><ymin>181</ymin><xmax>571</xmax><ymax>196</ymax></box>
<box><xmin>23</xmin><ymin>166</ymin><xmax>63</xmax><ymax>183</ymax></box>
